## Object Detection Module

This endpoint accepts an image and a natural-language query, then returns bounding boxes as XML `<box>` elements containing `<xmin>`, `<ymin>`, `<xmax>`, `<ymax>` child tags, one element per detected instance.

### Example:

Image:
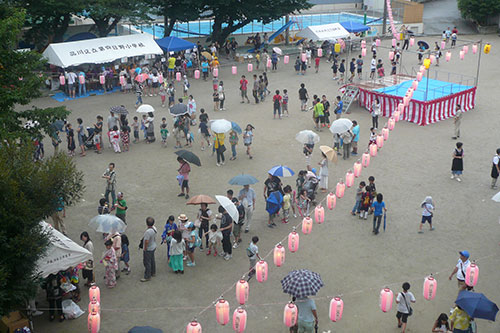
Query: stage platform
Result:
<box><xmin>355</xmin><ymin>74</ymin><xmax>476</xmax><ymax>126</ymax></box>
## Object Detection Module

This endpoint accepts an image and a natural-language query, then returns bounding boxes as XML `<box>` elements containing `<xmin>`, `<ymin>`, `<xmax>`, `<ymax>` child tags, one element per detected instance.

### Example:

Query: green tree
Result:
<box><xmin>152</xmin><ymin>0</ymin><xmax>204</xmax><ymax>37</ymax></box>
<box><xmin>205</xmin><ymin>0</ymin><xmax>312</xmax><ymax>45</ymax></box>
<box><xmin>458</xmin><ymin>0</ymin><xmax>500</xmax><ymax>25</ymax></box>
<box><xmin>0</xmin><ymin>7</ymin><xmax>85</xmax><ymax>315</ymax></box>
<box><xmin>85</xmin><ymin>0</ymin><xmax>151</xmax><ymax>37</ymax></box>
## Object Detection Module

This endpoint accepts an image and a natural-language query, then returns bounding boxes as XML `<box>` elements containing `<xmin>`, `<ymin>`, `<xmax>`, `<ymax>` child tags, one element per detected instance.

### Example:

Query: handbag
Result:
<box><xmin>400</xmin><ymin>293</ymin><xmax>413</xmax><ymax>316</ymax></box>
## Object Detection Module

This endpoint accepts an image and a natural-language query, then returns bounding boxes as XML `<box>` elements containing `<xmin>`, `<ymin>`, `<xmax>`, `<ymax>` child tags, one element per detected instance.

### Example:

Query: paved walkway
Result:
<box><xmin>423</xmin><ymin>0</ymin><xmax>477</xmax><ymax>35</ymax></box>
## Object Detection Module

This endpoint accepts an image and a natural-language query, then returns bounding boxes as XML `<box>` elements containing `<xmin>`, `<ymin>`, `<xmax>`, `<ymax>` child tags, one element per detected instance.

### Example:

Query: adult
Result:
<box><xmin>115</xmin><ymin>192</ymin><xmax>127</xmax><ymax>223</ymax></box>
<box><xmin>395</xmin><ymin>282</ymin><xmax>416</xmax><ymax>333</ymax></box>
<box><xmin>371</xmin><ymin>97</ymin><xmax>380</xmax><ymax>129</ymax></box>
<box><xmin>218</xmin><ymin>81</ymin><xmax>226</xmax><ymax>110</ymax></box>
<box><xmin>264</xmin><ymin>173</ymin><xmax>282</xmax><ymax>199</ymax></box>
<box><xmin>239</xmin><ymin>184</ymin><xmax>256</xmax><ymax>233</ymax></box>
<box><xmin>188</xmin><ymin>95</ymin><xmax>197</xmax><ymax>125</ymax></box>
<box><xmin>318</xmin><ymin>152</ymin><xmax>328</xmax><ymax>192</ymax></box>
<box><xmin>107</xmin><ymin>111</ymin><xmax>120</xmax><ymax>148</ymax></box>
<box><xmin>80</xmin><ymin>232</ymin><xmax>94</xmax><ymax>286</ymax></box>
<box><xmin>452</xmin><ymin>104</ymin><xmax>463</xmax><ymax>139</ymax></box>
<box><xmin>51</xmin><ymin>197</ymin><xmax>66</xmax><ymax>235</ymax></box>
<box><xmin>232</xmin><ymin>197</ymin><xmax>245</xmax><ymax>247</ymax></box>
<box><xmin>451</xmin><ymin>142</ymin><xmax>463</xmax><ymax>182</ymax></box>
<box><xmin>340</xmin><ymin>129</ymin><xmax>353</xmax><ymax>160</ymax></box>
<box><xmin>214</xmin><ymin>132</ymin><xmax>226</xmax><ymax>167</ymax></box>
<box><xmin>177</xmin><ymin>157</ymin><xmax>191</xmax><ymax>199</ymax></box>
<box><xmin>252</xmin><ymin>74</ymin><xmax>259</xmax><ymax>104</ymax></box>
<box><xmin>76</xmin><ymin>118</ymin><xmax>85</xmax><ymax>156</ymax></box>
<box><xmin>102</xmin><ymin>163</ymin><xmax>117</xmax><ymax>207</ymax></box>
<box><xmin>66</xmin><ymin>70</ymin><xmax>77</xmax><ymax>99</ymax></box>
<box><xmin>43</xmin><ymin>274</ymin><xmax>64</xmax><ymax>322</ymax></box>
<box><xmin>295</xmin><ymin>296</ymin><xmax>318</xmax><ymax>333</ymax></box>
<box><xmin>351</xmin><ymin>120</ymin><xmax>360</xmax><ymax>156</ymax></box>
<box><xmin>239</xmin><ymin>75</ymin><xmax>250</xmax><ymax>103</ymax></box>
<box><xmin>145</xmin><ymin>112</ymin><xmax>155</xmax><ymax>143</ymax></box>
<box><xmin>402</xmin><ymin>26</ymin><xmax>410</xmax><ymax>50</ymax></box>
<box><xmin>197</xmin><ymin>203</ymin><xmax>213</xmax><ymax>251</ymax></box>
<box><xmin>218</xmin><ymin>205</ymin><xmax>233</xmax><ymax>260</ymax></box>
<box><xmin>448</xmin><ymin>250</ymin><xmax>471</xmax><ymax>291</ymax></box>
<box><xmin>334</xmin><ymin>96</ymin><xmax>343</xmax><ymax>119</ymax></box>
<box><xmin>449</xmin><ymin>305</ymin><xmax>471</xmax><ymax>333</ymax></box>
<box><xmin>491</xmin><ymin>148</ymin><xmax>500</xmax><ymax>189</ymax></box>
<box><xmin>298</xmin><ymin>83</ymin><xmax>309</xmax><ymax>112</ymax></box>
<box><xmin>371</xmin><ymin>193</ymin><xmax>387</xmax><ymax>235</ymax></box>
<box><xmin>78</xmin><ymin>71</ymin><xmax>86</xmax><ymax>97</ymax></box>
<box><xmin>141</xmin><ymin>217</ymin><xmax>157</xmax><ymax>282</ymax></box>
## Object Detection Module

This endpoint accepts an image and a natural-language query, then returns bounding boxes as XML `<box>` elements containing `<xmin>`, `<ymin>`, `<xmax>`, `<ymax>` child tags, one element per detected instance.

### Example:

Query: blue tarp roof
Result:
<box><xmin>155</xmin><ymin>36</ymin><xmax>195</xmax><ymax>52</ymax></box>
<box><xmin>339</xmin><ymin>21</ymin><xmax>370</xmax><ymax>33</ymax></box>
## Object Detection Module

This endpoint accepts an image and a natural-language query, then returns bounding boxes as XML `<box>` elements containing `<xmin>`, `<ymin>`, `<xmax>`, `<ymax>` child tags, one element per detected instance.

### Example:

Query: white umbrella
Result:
<box><xmin>136</xmin><ymin>104</ymin><xmax>155</xmax><ymax>113</ymax></box>
<box><xmin>295</xmin><ymin>130</ymin><xmax>320</xmax><ymax>144</ymax></box>
<box><xmin>329</xmin><ymin>118</ymin><xmax>353</xmax><ymax>134</ymax></box>
<box><xmin>492</xmin><ymin>191</ymin><xmax>500</xmax><ymax>202</ymax></box>
<box><xmin>273</xmin><ymin>47</ymin><xmax>282</xmax><ymax>55</ymax></box>
<box><xmin>215</xmin><ymin>195</ymin><xmax>239</xmax><ymax>223</ymax></box>
<box><xmin>36</xmin><ymin>221</ymin><xmax>92</xmax><ymax>278</ymax></box>
<box><xmin>89</xmin><ymin>214</ymin><xmax>127</xmax><ymax>233</ymax></box>
<box><xmin>210</xmin><ymin>119</ymin><xmax>232</xmax><ymax>134</ymax></box>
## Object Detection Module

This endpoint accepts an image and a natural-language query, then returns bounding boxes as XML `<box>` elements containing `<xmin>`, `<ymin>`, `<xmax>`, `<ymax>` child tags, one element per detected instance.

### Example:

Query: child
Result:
<box><xmin>66</xmin><ymin>123</ymin><xmax>75</xmax><ymax>156</ymax></box>
<box><xmin>213</xmin><ymin>89</ymin><xmax>219</xmax><ymax>111</ymax></box>
<box><xmin>201</xmin><ymin>59</ymin><xmax>209</xmax><ymax>81</ymax></box>
<box><xmin>246</xmin><ymin>236</ymin><xmax>262</xmax><ymax>281</ymax></box>
<box><xmin>159</xmin><ymin>84</ymin><xmax>166</xmax><ymax>107</ymax></box>
<box><xmin>132</xmin><ymin>116</ymin><xmax>139</xmax><ymax>143</ymax></box>
<box><xmin>199</xmin><ymin>117</ymin><xmax>211</xmax><ymax>151</ymax></box>
<box><xmin>451</xmin><ymin>32</ymin><xmax>457</xmax><ymax>48</ymax></box>
<box><xmin>349</xmin><ymin>58</ymin><xmax>356</xmax><ymax>82</ymax></box>
<box><xmin>369</xmin><ymin>127</ymin><xmax>377</xmax><ymax>146</ymax></box>
<box><xmin>391</xmin><ymin>61</ymin><xmax>397</xmax><ymax>75</ymax></box>
<box><xmin>206</xmin><ymin>224</ymin><xmax>222</xmax><ymax>256</ymax></box>
<box><xmin>303</xmin><ymin>142</ymin><xmax>314</xmax><ymax>171</ymax></box>
<box><xmin>243</xmin><ymin>124</ymin><xmax>254</xmax><ymax>159</ymax></box>
<box><xmin>101</xmin><ymin>239</ymin><xmax>117</xmax><ymax>288</ymax></box>
<box><xmin>120</xmin><ymin>234</ymin><xmax>130</xmax><ymax>275</ymax></box>
<box><xmin>141</xmin><ymin>114</ymin><xmax>147</xmax><ymax>140</ymax></box>
<box><xmin>294</xmin><ymin>56</ymin><xmax>301</xmax><ymax>74</ymax></box>
<box><xmin>183</xmin><ymin>75</ymin><xmax>190</xmax><ymax>97</ymax></box>
<box><xmin>377</xmin><ymin>59</ymin><xmax>385</xmax><ymax>78</ymax></box>
<box><xmin>273</xmin><ymin>90</ymin><xmax>282</xmax><ymax>119</ymax></box>
<box><xmin>314</xmin><ymin>56</ymin><xmax>320</xmax><ymax>73</ymax></box>
<box><xmin>356</xmin><ymin>55</ymin><xmax>364</xmax><ymax>80</ymax></box>
<box><xmin>297</xmin><ymin>189</ymin><xmax>310</xmax><ymax>217</ymax></box>
<box><xmin>282</xmin><ymin>185</ymin><xmax>295</xmax><ymax>223</ymax></box>
<box><xmin>120</xmin><ymin>122</ymin><xmax>130</xmax><ymax>152</ymax></box>
<box><xmin>333</xmin><ymin>133</ymin><xmax>341</xmax><ymax>156</ymax></box>
<box><xmin>109</xmin><ymin>125</ymin><xmax>121</xmax><ymax>153</ymax></box>
<box><xmin>167</xmin><ymin>83</ymin><xmax>175</xmax><ymax>107</ymax></box>
<box><xmin>185</xmin><ymin>222</ymin><xmax>197</xmax><ymax>267</ymax></box>
<box><xmin>161</xmin><ymin>215</ymin><xmax>178</xmax><ymax>258</ymax></box>
<box><xmin>395</xmin><ymin>282</ymin><xmax>416</xmax><ymax>332</ymax></box>
<box><xmin>232</xmin><ymin>197</ymin><xmax>245</xmax><ymax>247</ymax></box>
<box><xmin>282</xmin><ymin>89</ymin><xmax>289</xmax><ymax>117</ymax></box>
<box><xmin>229</xmin><ymin>130</ymin><xmax>238</xmax><ymax>160</ymax></box>
<box><xmin>98</xmin><ymin>198</ymin><xmax>109</xmax><ymax>215</ymax></box>
<box><xmin>331</xmin><ymin>56</ymin><xmax>338</xmax><ymax>80</ymax></box>
<box><xmin>419</xmin><ymin>196</ymin><xmax>435</xmax><ymax>233</ymax></box>
<box><xmin>263</xmin><ymin>72</ymin><xmax>270</xmax><ymax>95</ymax></box>
<box><xmin>371</xmin><ymin>193</ymin><xmax>387</xmax><ymax>234</ymax></box>
<box><xmin>255</xmin><ymin>50</ymin><xmax>261</xmax><ymax>70</ymax></box>
<box><xmin>359</xmin><ymin>185</ymin><xmax>372</xmax><ymax>219</ymax></box>
<box><xmin>168</xmin><ymin>230</ymin><xmax>185</xmax><ymax>274</ymax></box>
<box><xmin>135</xmin><ymin>83</ymin><xmax>143</xmax><ymax>107</ymax></box>
<box><xmin>160</xmin><ymin>117</ymin><xmax>169</xmax><ymax>147</ymax></box>
<box><xmin>351</xmin><ymin>181</ymin><xmax>366</xmax><ymax>216</ymax></box>
<box><xmin>338</xmin><ymin>59</ymin><xmax>346</xmax><ymax>84</ymax></box>
<box><xmin>368</xmin><ymin>176</ymin><xmax>377</xmax><ymax>198</ymax></box>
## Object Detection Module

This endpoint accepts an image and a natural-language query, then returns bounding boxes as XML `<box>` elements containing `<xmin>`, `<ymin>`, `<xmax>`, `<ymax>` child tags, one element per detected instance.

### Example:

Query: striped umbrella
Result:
<box><xmin>268</xmin><ymin>165</ymin><xmax>294</xmax><ymax>177</ymax></box>
<box><xmin>281</xmin><ymin>269</ymin><xmax>324</xmax><ymax>298</ymax></box>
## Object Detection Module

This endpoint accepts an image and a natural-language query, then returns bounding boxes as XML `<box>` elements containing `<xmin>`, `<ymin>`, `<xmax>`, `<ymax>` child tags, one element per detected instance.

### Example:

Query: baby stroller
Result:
<box><xmin>83</xmin><ymin>127</ymin><xmax>96</xmax><ymax>150</ymax></box>
<box><xmin>303</xmin><ymin>175</ymin><xmax>319</xmax><ymax>204</ymax></box>
<box><xmin>295</xmin><ymin>172</ymin><xmax>319</xmax><ymax>217</ymax></box>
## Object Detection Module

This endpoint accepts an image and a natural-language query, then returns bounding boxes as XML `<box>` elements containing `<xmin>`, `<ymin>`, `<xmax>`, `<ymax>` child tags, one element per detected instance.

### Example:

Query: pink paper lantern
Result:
<box><xmin>247</xmin><ymin>63</ymin><xmax>253</xmax><ymax>72</ymax></box>
<box><xmin>232</xmin><ymin>66</ymin><xmax>237</xmax><ymax>75</ymax></box>
<box><xmin>389</xmin><ymin>51</ymin><xmax>394</xmax><ymax>60</ymax></box>
<box><xmin>79</xmin><ymin>75</ymin><xmax>85</xmax><ymax>85</ymax></box>
<box><xmin>419</xmin><ymin>65</ymin><xmax>425</xmax><ymax>72</ymax></box>
<box><xmin>336</xmin><ymin>181</ymin><xmax>345</xmax><ymax>198</ymax></box>
<box><xmin>236</xmin><ymin>279</ymin><xmax>249</xmax><ymax>305</ymax></box>
<box><xmin>314</xmin><ymin>205</ymin><xmax>325</xmax><ymax>224</ymax></box>
<box><xmin>393</xmin><ymin>109</ymin><xmax>401</xmax><ymax>122</ymax></box>
<box><xmin>233</xmin><ymin>307</ymin><xmax>247</xmax><ymax>333</ymax></box>
<box><xmin>392</xmin><ymin>38</ymin><xmax>396</xmax><ymax>47</ymax></box>
<box><xmin>233</xmin><ymin>308</ymin><xmax>247</xmax><ymax>332</ymax></box>
<box><xmin>376</xmin><ymin>134</ymin><xmax>384</xmax><ymax>149</ymax></box>
<box><xmin>283</xmin><ymin>303</ymin><xmax>298</xmax><ymax>328</ymax></box>
<box><xmin>412</xmin><ymin>80</ymin><xmax>418</xmax><ymax>90</ymax></box>
<box><xmin>398</xmin><ymin>102</ymin><xmax>404</xmax><ymax>113</ymax></box>
<box><xmin>472</xmin><ymin>44</ymin><xmax>478</xmax><ymax>54</ymax></box>
<box><xmin>388</xmin><ymin>117</ymin><xmax>395</xmax><ymax>130</ymax></box>
<box><xmin>362</xmin><ymin>152</ymin><xmax>370</xmax><ymax>167</ymax></box>
<box><xmin>423</xmin><ymin>275</ymin><xmax>437</xmax><ymax>300</ymax></box>
<box><xmin>380</xmin><ymin>288</ymin><xmax>394</xmax><ymax>312</ymax></box>
<box><xmin>194</xmin><ymin>70</ymin><xmax>200</xmax><ymax>79</ymax></box>
<box><xmin>403</xmin><ymin>96</ymin><xmax>409</xmax><ymax>107</ymax></box>
<box><xmin>256</xmin><ymin>260</ymin><xmax>268</xmax><ymax>282</ymax></box>
<box><xmin>465</xmin><ymin>262</ymin><xmax>479</xmax><ymax>287</ymax></box>
<box><xmin>446</xmin><ymin>51</ymin><xmax>451</xmax><ymax>62</ymax></box>
<box><xmin>176</xmin><ymin>72</ymin><xmax>181</xmax><ymax>81</ymax></box>
<box><xmin>213</xmin><ymin>68</ymin><xmax>218</xmax><ymax>77</ymax></box>
<box><xmin>266</xmin><ymin>59</ymin><xmax>272</xmax><ymax>68</ymax></box>
<box><xmin>430</xmin><ymin>54</ymin><xmax>436</xmax><ymax>64</ymax></box>
<box><xmin>382</xmin><ymin>127</ymin><xmax>389</xmax><ymax>141</ymax></box>
<box><xmin>119</xmin><ymin>76</ymin><xmax>125</xmax><ymax>86</ymax></box>
<box><xmin>302</xmin><ymin>216</ymin><xmax>313</xmax><ymax>234</ymax></box>
<box><xmin>410</xmin><ymin>37</ymin><xmax>415</xmax><ymax>46</ymax></box>
<box><xmin>88</xmin><ymin>310</ymin><xmax>100</xmax><ymax>333</ymax></box>
<box><xmin>327</xmin><ymin>192</ymin><xmax>336</xmax><ymax>210</ymax></box>
<box><xmin>463</xmin><ymin>45</ymin><xmax>469</xmax><ymax>54</ymax></box>
<box><xmin>459</xmin><ymin>51</ymin><xmax>464</xmax><ymax>60</ymax></box>
<box><xmin>416</xmin><ymin>72</ymin><xmax>423</xmax><ymax>81</ymax></box>
<box><xmin>329</xmin><ymin>297</ymin><xmax>344</xmax><ymax>322</ymax></box>
<box><xmin>353</xmin><ymin>161</ymin><xmax>362</xmax><ymax>177</ymax></box>
<box><xmin>317</xmin><ymin>48</ymin><xmax>323</xmax><ymax>57</ymax></box>
<box><xmin>215</xmin><ymin>299</ymin><xmax>230</xmax><ymax>325</ymax></box>
<box><xmin>301</xmin><ymin>53</ymin><xmax>306</xmax><ymax>62</ymax></box>
<box><xmin>88</xmin><ymin>299</ymin><xmax>100</xmax><ymax>314</ymax></box>
<box><xmin>59</xmin><ymin>75</ymin><xmax>65</xmax><ymax>85</ymax></box>
<box><xmin>288</xmin><ymin>229</ymin><xmax>300</xmax><ymax>252</ymax></box>
<box><xmin>159</xmin><ymin>73</ymin><xmax>164</xmax><ymax>84</ymax></box>
<box><xmin>369</xmin><ymin>143</ymin><xmax>378</xmax><ymax>157</ymax></box>
<box><xmin>186</xmin><ymin>320</ymin><xmax>202</xmax><ymax>333</ymax></box>
<box><xmin>89</xmin><ymin>286</ymin><xmax>101</xmax><ymax>304</ymax></box>
<box><xmin>376</xmin><ymin>39</ymin><xmax>381</xmax><ymax>47</ymax></box>
<box><xmin>361</xmin><ymin>40</ymin><xmax>366</xmax><ymax>48</ymax></box>
<box><xmin>361</xmin><ymin>48</ymin><xmax>366</xmax><ymax>57</ymax></box>
<box><xmin>284</xmin><ymin>55</ymin><xmax>289</xmax><ymax>64</ymax></box>
<box><xmin>441</xmin><ymin>41</ymin><xmax>446</xmax><ymax>50</ymax></box>
<box><xmin>273</xmin><ymin>243</ymin><xmax>285</xmax><ymax>267</ymax></box>
<box><xmin>345</xmin><ymin>170</ymin><xmax>354</xmax><ymax>188</ymax></box>
<box><xmin>99</xmin><ymin>75</ymin><xmax>105</xmax><ymax>85</ymax></box>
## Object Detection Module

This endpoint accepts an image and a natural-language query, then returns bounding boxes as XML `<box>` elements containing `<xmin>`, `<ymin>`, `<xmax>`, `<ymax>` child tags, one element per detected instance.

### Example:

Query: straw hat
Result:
<box><xmin>178</xmin><ymin>214</ymin><xmax>188</xmax><ymax>221</ymax></box>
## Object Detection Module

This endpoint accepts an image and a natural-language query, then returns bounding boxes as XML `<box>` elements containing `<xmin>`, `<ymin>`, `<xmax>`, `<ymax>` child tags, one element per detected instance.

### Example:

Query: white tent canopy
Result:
<box><xmin>36</xmin><ymin>222</ymin><xmax>92</xmax><ymax>278</ymax></box>
<box><xmin>297</xmin><ymin>23</ymin><xmax>350</xmax><ymax>41</ymax></box>
<box><xmin>42</xmin><ymin>33</ymin><xmax>164</xmax><ymax>68</ymax></box>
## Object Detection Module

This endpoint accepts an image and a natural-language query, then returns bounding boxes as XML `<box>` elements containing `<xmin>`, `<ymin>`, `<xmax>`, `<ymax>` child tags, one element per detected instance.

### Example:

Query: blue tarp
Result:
<box><xmin>65</xmin><ymin>32</ymin><xmax>97</xmax><ymax>42</ymax></box>
<box><xmin>339</xmin><ymin>21</ymin><xmax>370</xmax><ymax>33</ymax></box>
<box><xmin>155</xmin><ymin>36</ymin><xmax>195</xmax><ymax>52</ymax></box>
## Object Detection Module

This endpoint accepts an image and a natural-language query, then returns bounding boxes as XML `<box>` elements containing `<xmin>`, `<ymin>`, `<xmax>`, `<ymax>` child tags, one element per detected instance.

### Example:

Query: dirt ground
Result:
<box><xmin>32</xmin><ymin>35</ymin><xmax>500</xmax><ymax>333</ymax></box>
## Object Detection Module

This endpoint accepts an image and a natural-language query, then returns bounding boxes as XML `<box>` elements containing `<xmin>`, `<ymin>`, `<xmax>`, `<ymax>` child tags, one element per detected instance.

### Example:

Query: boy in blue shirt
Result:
<box><xmin>371</xmin><ymin>193</ymin><xmax>387</xmax><ymax>235</ymax></box>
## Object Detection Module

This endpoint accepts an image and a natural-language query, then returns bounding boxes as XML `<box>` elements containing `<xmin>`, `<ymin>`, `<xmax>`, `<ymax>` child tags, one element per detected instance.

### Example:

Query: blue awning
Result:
<box><xmin>155</xmin><ymin>36</ymin><xmax>196</xmax><ymax>52</ymax></box>
<box><xmin>339</xmin><ymin>21</ymin><xmax>370</xmax><ymax>33</ymax></box>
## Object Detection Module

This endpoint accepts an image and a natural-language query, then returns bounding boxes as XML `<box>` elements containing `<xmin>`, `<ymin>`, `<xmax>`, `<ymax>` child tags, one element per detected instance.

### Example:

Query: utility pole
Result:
<box><xmin>382</xmin><ymin>0</ymin><xmax>388</xmax><ymax>35</ymax></box>
<box><xmin>285</xmin><ymin>15</ymin><xmax>290</xmax><ymax>46</ymax></box>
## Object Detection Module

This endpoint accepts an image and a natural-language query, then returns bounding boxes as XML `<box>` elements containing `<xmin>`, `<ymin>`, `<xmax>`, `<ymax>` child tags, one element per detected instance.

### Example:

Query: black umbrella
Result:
<box><xmin>169</xmin><ymin>103</ymin><xmax>188</xmax><ymax>117</ymax></box>
<box><xmin>128</xmin><ymin>327</ymin><xmax>163</xmax><ymax>333</ymax></box>
<box><xmin>175</xmin><ymin>149</ymin><xmax>201</xmax><ymax>166</ymax></box>
<box><xmin>110</xmin><ymin>105</ymin><xmax>128</xmax><ymax>115</ymax></box>
<box><xmin>417</xmin><ymin>41</ymin><xmax>429</xmax><ymax>50</ymax></box>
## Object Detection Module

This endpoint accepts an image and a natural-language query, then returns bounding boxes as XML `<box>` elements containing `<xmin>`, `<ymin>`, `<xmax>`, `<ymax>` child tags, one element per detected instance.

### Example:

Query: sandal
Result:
<box><xmin>59</xmin><ymin>315</ymin><xmax>65</xmax><ymax>322</ymax></box>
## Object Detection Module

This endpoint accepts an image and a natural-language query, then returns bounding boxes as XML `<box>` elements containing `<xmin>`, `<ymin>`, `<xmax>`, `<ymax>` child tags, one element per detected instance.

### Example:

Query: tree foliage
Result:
<box><xmin>457</xmin><ymin>0</ymin><xmax>500</xmax><ymax>25</ymax></box>
<box><xmin>152</xmin><ymin>0</ymin><xmax>204</xmax><ymax>37</ymax></box>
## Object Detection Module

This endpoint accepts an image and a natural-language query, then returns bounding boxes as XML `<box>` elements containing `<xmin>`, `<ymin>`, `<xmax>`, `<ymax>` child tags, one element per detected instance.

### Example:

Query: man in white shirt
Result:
<box><xmin>66</xmin><ymin>71</ymin><xmax>78</xmax><ymax>98</ymax></box>
<box><xmin>370</xmin><ymin>56</ymin><xmax>377</xmax><ymax>79</ymax></box>
<box><xmin>395</xmin><ymin>282</ymin><xmax>416</xmax><ymax>333</ymax></box>
<box><xmin>452</xmin><ymin>104</ymin><xmax>463</xmax><ymax>139</ymax></box>
<box><xmin>448</xmin><ymin>250</ymin><xmax>471</xmax><ymax>291</ymax></box>
<box><xmin>238</xmin><ymin>185</ymin><xmax>256</xmax><ymax>233</ymax></box>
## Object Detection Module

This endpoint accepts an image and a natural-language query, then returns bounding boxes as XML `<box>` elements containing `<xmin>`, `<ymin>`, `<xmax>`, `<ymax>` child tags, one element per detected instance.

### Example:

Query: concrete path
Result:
<box><xmin>423</xmin><ymin>0</ymin><xmax>477</xmax><ymax>35</ymax></box>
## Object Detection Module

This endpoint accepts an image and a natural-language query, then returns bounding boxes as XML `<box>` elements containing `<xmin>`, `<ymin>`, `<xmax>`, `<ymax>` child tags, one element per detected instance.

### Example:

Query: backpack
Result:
<box><xmin>274</xmin><ymin>96</ymin><xmax>280</xmax><ymax>107</ymax></box>
<box><xmin>193</xmin><ymin>231</ymin><xmax>202</xmax><ymax>248</ymax></box>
